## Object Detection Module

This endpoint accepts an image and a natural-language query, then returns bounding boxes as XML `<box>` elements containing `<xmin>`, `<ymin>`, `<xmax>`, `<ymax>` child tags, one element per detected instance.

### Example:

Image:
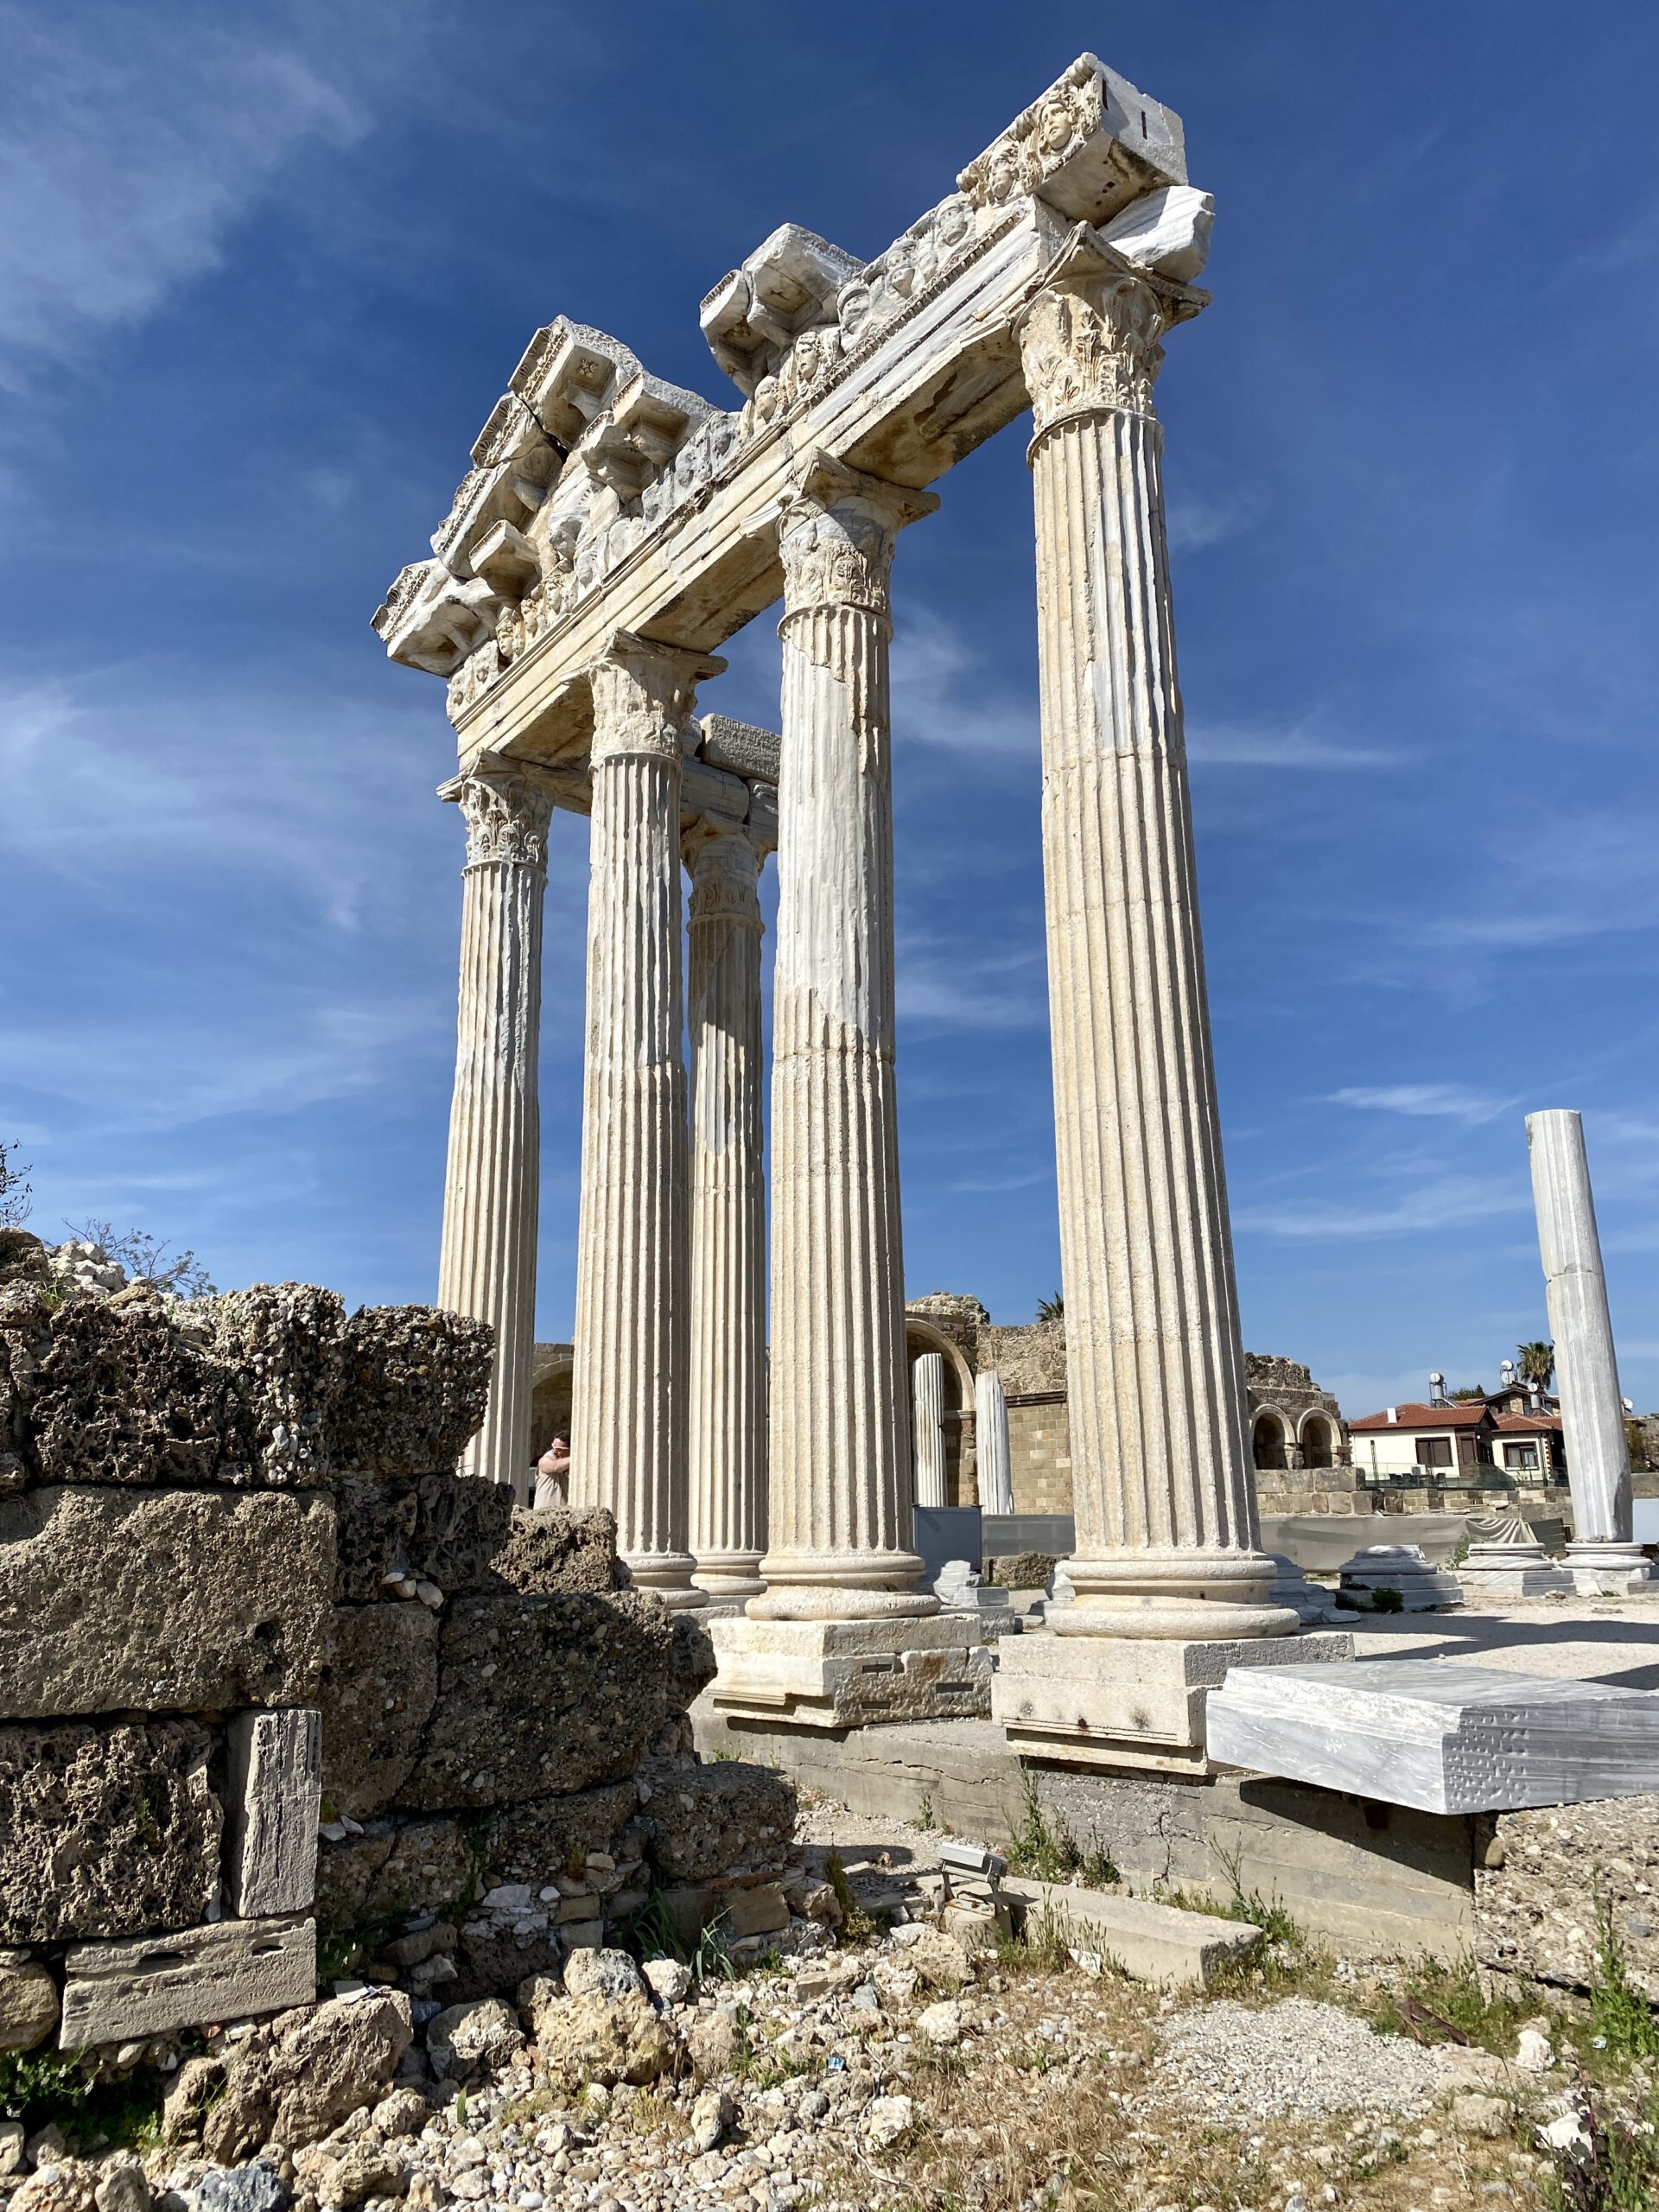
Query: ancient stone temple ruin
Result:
<box><xmin>376</xmin><ymin>53</ymin><xmax>1351</xmax><ymax>1764</ymax></box>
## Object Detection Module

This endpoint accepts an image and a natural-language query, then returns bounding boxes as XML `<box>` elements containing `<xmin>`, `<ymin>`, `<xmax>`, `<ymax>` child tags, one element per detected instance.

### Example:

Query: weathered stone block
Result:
<box><xmin>706</xmin><ymin>1615</ymin><xmax>993</xmax><ymax>1729</ymax></box>
<box><xmin>0</xmin><ymin>1719</ymin><xmax>221</xmax><ymax>1942</ymax></box>
<box><xmin>2</xmin><ymin>1290</ymin><xmax>246</xmax><ymax>1488</ymax></box>
<box><xmin>405</xmin><ymin>1471</ymin><xmax>513</xmax><ymax>1593</ymax></box>
<box><xmin>330</xmin><ymin>1308</ymin><xmax>493</xmax><ymax>1478</ymax></box>
<box><xmin>1477</xmin><ymin>1793</ymin><xmax>1659</xmax><ymax>1999</ymax></box>
<box><xmin>196</xmin><ymin>1284</ymin><xmax>346</xmax><ymax>1485</ymax></box>
<box><xmin>998</xmin><ymin>1876</ymin><xmax>1260</xmax><ymax>1987</ymax></box>
<box><xmin>486</xmin><ymin>1783</ymin><xmax>638</xmax><ymax>1888</ymax></box>
<box><xmin>364</xmin><ymin>1819</ymin><xmax>475</xmax><ymax>1922</ymax></box>
<box><xmin>318</xmin><ymin>1605</ymin><xmax>437</xmax><ymax>1819</ymax></box>
<box><xmin>0</xmin><ymin>1487</ymin><xmax>334</xmax><ymax>1719</ymax></box>
<box><xmin>331</xmin><ymin>1479</ymin><xmax>419</xmax><ymax>1604</ymax></box>
<box><xmin>0</xmin><ymin>1951</ymin><xmax>60</xmax><ymax>2053</ymax></box>
<box><xmin>668</xmin><ymin>1611</ymin><xmax>717</xmax><ymax>1710</ymax></box>
<box><xmin>60</xmin><ymin>1916</ymin><xmax>316</xmax><ymax>2046</ymax></box>
<box><xmin>644</xmin><ymin>1761</ymin><xmax>796</xmax><ymax>1883</ymax></box>
<box><xmin>396</xmin><ymin>1592</ymin><xmax>677</xmax><ymax>1809</ymax></box>
<box><xmin>226</xmin><ymin>1708</ymin><xmax>321</xmax><ymax>1918</ymax></box>
<box><xmin>489</xmin><ymin>1506</ymin><xmax>620</xmax><ymax>1595</ymax></box>
<box><xmin>314</xmin><ymin>1829</ymin><xmax>394</xmax><ymax>1934</ymax></box>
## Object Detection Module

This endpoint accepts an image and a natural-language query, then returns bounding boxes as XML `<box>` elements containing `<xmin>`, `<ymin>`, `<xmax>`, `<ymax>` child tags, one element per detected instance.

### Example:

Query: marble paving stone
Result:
<box><xmin>1206</xmin><ymin>1659</ymin><xmax>1659</xmax><ymax>1814</ymax></box>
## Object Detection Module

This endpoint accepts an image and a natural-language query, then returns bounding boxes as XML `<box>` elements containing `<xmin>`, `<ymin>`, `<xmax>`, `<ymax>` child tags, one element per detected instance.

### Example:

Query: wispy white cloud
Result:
<box><xmin>1237</xmin><ymin>1173</ymin><xmax>1527</xmax><ymax>1241</ymax></box>
<box><xmin>891</xmin><ymin>609</ymin><xmax>1035</xmax><ymax>760</ymax></box>
<box><xmin>1186</xmin><ymin>720</ymin><xmax>1403</xmax><ymax>771</ymax></box>
<box><xmin>0</xmin><ymin>4</ymin><xmax>364</xmax><ymax>380</ymax></box>
<box><xmin>1327</xmin><ymin>1084</ymin><xmax>1515</xmax><ymax>1127</ymax></box>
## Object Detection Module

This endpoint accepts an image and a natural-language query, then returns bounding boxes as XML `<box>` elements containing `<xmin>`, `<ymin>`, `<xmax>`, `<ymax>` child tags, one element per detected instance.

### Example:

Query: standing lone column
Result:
<box><xmin>685</xmin><ymin>820</ymin><xmax>769</xmax><ymax>1601</ymax></box>
<box><xmin>976</xmin><ymin>1369</ymin><xmax>1014</xmax><ymax>1516</ymax></box>
<box><xmin>912</xmin><ymin>1354</ymin><xmax>948</xmax><ymax>1510</ymax></box>
<box><xmin>1528</xmin><ymin>1109</ymin><xmax>1653</xmax><ymax>1593</ymax></box>
<box><xmin>569</xmin><ymin>633</ymin><xmax>723</xmax><ymax>1608</ymax></box>
<box><xmin>437</xmin><ymin>762</ymin><xmax>556</xmax><ymax>1495</ymax></box>
<box><xmin>1017</xmin><ymin>234</ymin><xmax>1292</xmax><ymax>1643</ymax></box>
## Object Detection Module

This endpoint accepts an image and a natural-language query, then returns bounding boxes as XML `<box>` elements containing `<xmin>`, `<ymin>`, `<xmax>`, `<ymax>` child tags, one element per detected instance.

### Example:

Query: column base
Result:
<box><xmin>1458</xmin><ymin>1542</ymin><xmax>1578</xmax><ymax>1602</ymax></box>
<box><xmin>1051</xmin><ymin>1549</ymin><xmax>1302</xmax><ymax>1641</ymax></box>
<box><xmin>623</xmin><ymin>1551</ymin><xmax>709</xmax><ymax>1611</ymax></box>
<box><xmin>1567</xmin><ymin>1541</ymin><xmax>1658</xmax><ymax>1597</ymax></box>
<box><xmin>707</xmin><ymin>1614</ymin><xmax>992</xmax><ymax>1729</ymax></box>
<box><xmin>691</xmin><ymin>1552</ymin><xmax>766</xmax><ymax>1602</ymax></box>
<box><xmin>747</xmin><ymin>1549</ymin><xmax>938</xmax><ymax>1623</ymax></box>
<box><xmin>993</xmin><ymin>1630</ymin><xmax>1353</xmax><ymax>1774</ymax></box>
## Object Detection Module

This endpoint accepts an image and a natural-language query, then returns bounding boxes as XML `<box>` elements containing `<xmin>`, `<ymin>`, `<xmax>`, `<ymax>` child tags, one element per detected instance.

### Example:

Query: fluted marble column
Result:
<box><xmin>1528</xmin><ymin>1109</ymin><xmax>1653</xmax><ymax>1591</ymax></box>
<box><xmin>753</xmin><ymin>454</ymin><xmax>940</xmax><ymax>1623</ymax></box>
<box><xmin>1019</xmin><ymin>235</ymin><xmax>1293</xmax><ymax>1642</ymax></box>
<box><xmin>976</xmin><ymin>1368</ymin><xmax>1014</xmax><ymax>1516</ymax></box>
<box><xmin>437</xmin><ymin>763</ymin><xmax>556</xmax><ymax>1495</ymax></box>
<box><xmin>569</xmin><ymin>633</ymin><xmax>723</xmax><ymax>1608</ymax></box>
<box><xmin>685</xmin><ymin>822</ymin><xmax>768</xmax><ymax>1600</ymax></box>
<box><xmin>912</xmin><ymin>1354</ymin><xmax>948</xmax><ymax>1509</ymax></box>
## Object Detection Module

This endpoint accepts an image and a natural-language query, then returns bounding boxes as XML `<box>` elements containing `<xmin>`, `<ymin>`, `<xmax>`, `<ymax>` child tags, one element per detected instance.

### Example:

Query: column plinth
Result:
<box><xmin>993</xmin><ymin>237</ymin><xmax>1307</xmax><ymax>1770</ymax></box>
<box><xmin>569</xmin><ymin>634</ymin><xmax>723</xmax><ymax>1609</ymax></box>
<box><xmin>437</xmin><ymin>765</ymin><xmax>555</xmax><ymax>1496</ymax></box>
<box><xmin>709</xmin><ymin>456</ymin><xmax>993</xmax><ymax>1726</ymax></box>
<box><xmin>685</xmin><ymin>822</ymin><xmax>768</xmax><ymax>1602</ymax></box>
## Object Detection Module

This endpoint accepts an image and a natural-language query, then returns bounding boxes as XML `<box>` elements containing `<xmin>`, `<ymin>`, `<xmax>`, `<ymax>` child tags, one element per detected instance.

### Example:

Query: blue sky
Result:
<box><xmin>4</xmin><ymin>0</ymin><xmax>1658</xmax><ymax>1422</ymax></box>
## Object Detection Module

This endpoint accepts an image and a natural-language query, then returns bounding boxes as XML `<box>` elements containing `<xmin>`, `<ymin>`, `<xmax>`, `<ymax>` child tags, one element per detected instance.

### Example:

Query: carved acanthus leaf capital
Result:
<box><xmin>685</xmin><ymin>822</ymin><xmax>765</xmax><ymax>929</ymax></box>
<box><xmin>1018</xmin><ymin>264</ymin><xmax>1166</xmax><ymax>436</ymax></box>
<box><xmin>587</xmin><ymin>631</ymin><xmax>727</xmax><ymax>767</ymax></box>
<box><xmin>440</xmin><ymin>763</ymin><xmax>556</xmax><ymax>870</ymax></box>
<box><xmin>777</xmin><ymin>451</ymin><xmax>939</xmax><ymax>623</ymax></box>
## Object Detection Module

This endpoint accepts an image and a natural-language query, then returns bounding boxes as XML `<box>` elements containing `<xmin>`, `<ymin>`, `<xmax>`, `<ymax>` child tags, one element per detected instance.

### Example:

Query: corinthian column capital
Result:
<box><xmin>587</xmin><ymin>631</ymin><xmax>727</xmax><ymax>766</ymax></box>
<box><xmin>439</xmin><ymin>761</ymin><xmax>556</xmax><ymax>870</ymax></box>
<box><xmin>777</xmin><ymin>452</ymin><xmax>939</xmax><ymax>626</ymax></box>
<box><xmin>1016</xmin><ymin>230</ymin><xmax>1205</xmax><ymax>442</ymax></box>
<box><xmin>684</xmin><ymin>821</ymin><xmax>764</xmax><ymax>931</ymax></box>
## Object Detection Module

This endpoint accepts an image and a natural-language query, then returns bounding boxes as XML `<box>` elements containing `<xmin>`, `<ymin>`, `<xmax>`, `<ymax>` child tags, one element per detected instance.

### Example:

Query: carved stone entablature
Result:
<box><xmin>438</xmin><ymin>761</ymin><xmax>556</xmax><ymax>870</ymax></box>
<box><xmin>375</xmin><ymin>562</ymin><xmax>500</xmax><ymax>677</ymax></box>
<box><xmin>696</xmin><ymin>714</ymin><xmax>780</xmax><ymax>786</ymax></box>
<box><xmin>957</xmin><ymin>53</ymin><xmax>1185</xmax><ymax>225</ymax></box>
<box><xmin>701</xmin><ymin>224</ymin><xmax>861</xmax><ymax>397</ymax></box>
<box><xmin>1017</xmin><ymin>227</ymin><xmax>1208</xmax><ymax>442</ymax></box>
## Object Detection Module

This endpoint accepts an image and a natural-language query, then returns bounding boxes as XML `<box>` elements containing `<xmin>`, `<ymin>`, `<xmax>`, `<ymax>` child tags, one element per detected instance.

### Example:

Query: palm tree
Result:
<box><xmin>1036</xmin><ymin>1292</ymin><xmax>1065</xmax><ymax>1324</ymax></box>
<box><xmin>1516</xmin><ymin>1341</ymin><xmax>1555</xmax><ymax>1393</ymax></box>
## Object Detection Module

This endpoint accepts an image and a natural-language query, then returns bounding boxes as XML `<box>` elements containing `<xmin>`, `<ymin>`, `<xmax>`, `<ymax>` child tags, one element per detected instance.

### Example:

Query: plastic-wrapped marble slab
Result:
<box><xmin>1205</xmin><ymin>1659</ymin><xmax>1659</xmax><ymax>1814</ymax></box>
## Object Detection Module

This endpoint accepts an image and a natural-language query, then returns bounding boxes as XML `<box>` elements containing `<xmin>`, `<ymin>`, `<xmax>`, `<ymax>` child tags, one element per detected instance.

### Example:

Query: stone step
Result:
<box><xmin>999</xmin><ymin>1876</ymin><xmax>1261</xmax><ymax>1986</ymax></box>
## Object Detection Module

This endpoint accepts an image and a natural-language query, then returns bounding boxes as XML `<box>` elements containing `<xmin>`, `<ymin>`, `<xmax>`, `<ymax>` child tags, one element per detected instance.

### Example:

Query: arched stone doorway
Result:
<box><xmin>1251</xmin><ymin>1409</ymin><xmax>1290</xmax><ymax>1471</ymax></box>
<box><xmin>1300</xmin><ymin>1411</ymin><xmax>1335</xmax><ymax>1469</ymax></box>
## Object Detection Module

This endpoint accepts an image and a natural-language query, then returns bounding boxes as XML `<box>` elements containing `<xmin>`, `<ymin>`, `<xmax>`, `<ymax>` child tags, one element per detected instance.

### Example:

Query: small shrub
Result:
<box><xmin>1589</xmin><ymin>1883</ymin><xmax>1659</xmax><ymax>2062</ymax></box>
<box><xmin>1370</xmin><ymin>1585</ymin><xmax>1405</xmax><ymax>1613</ymax></box>
<box><xmin>0</xmin><ymin>2048</ymin><xmax>164</xmax><ymax>2150</ymax></box>
<box><xmin>1005</xmin><ymin>1781</ymin><xmax>1120</xmax><ymax>1887</ymax></box>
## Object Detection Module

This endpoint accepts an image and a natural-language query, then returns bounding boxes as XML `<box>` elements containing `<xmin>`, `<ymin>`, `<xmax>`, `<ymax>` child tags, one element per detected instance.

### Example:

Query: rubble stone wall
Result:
<box><xmin>0</xmin><ymin>1274</ymin><xmax>795</xmax><ymax>2067</ymax></box>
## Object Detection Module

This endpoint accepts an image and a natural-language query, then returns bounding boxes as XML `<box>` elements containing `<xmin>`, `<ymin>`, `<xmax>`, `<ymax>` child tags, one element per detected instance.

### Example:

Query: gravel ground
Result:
<box><xmin>1154</xmin><ymin>1994</ymin><xmax>1451</xmax><ymax>2121</ymax></box>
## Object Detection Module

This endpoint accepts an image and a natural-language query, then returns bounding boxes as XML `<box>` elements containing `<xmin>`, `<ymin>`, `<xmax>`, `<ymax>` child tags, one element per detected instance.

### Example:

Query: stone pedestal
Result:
<box><xmin>1529</xmin><ymin>1110</ymin><xmax>1656</xmax><ymax>1593</ymax></box>
<box><xmin>706</xmin><ymin>1614</ymin><xmax>992</xmax><ymax>1730</ymax></box>
<box><xmin>912</xmin><ymin>1353</ymin><xmax>948</xmax><ymax>1510</ymax></box>
<box><xmin>991</xmin><ymin>233</ymin><xmax>1295</xmax><ymax>1765</ymax></box>
<box><xmin>569</xmin><ymin>635</ymin><xmax>723</xmax><ymax>1608</ymax></box>
<box><xmin>1456</xmin><ymin>1517</ymin><xmax>1576</xmax><ymax>1601</ymax></box>
<box><xmin>437</xmin><ymin>765</ymin><xmax>556</xmax><ymax>1495</ymax></box>
<box><xmin>976</xmin><ymin>1370</ymin><xmax>1014</xmax><ymax>1516</ymax></box>
<box><xmin>1336</xmin><ymin>1543</ymin><xmax>1462</xmax><ymax>1612</ymax></box>
<box><xmin>684</xmin><ymin>823</ymin><xmax>768</xmax><ymax>1602</ymax></box>
<box><xmin>1266</xmin><ymin>1554</ymin><xmax>1335</xmax><ymax>1624</ymax></box>
<box><xmin>996</xmin><ymin>1630</ymin><xmax>1352</xmax><ymax>1774</ymax></box>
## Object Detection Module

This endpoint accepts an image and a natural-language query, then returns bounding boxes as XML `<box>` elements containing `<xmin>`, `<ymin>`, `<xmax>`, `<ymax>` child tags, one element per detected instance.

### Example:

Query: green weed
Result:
<box><xmin>0</xmin><ymin>2049</ymin><xmax>165</xmax><ymax>2151</ymax></box>
<box><xmin>1004</xmin><ymin>1781</ymin><xmax>1119</xmax><ymax>1889</ymax></box>
<box><xmin>1589</xmin><ymin>1883</ymin><xmax>1659</xmax><ymax>2062</ymax></box>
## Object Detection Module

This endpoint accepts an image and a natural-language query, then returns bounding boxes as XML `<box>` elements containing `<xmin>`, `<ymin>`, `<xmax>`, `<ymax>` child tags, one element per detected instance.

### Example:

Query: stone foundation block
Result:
<box><xmin>60</xmin><ymin>1916</ymin><xmax>316</xmax><ymax>2045</ymax></box>
<box><xmin>330</xmin><ymin>1307</ymin><xmax>493</xmax><ymax>1478</ymax></box>
<box><xmin>706</xmin><ymin>1615</ymin><xmax>993</xmax><ymax>1728</ymax></box>
<box><xmin>0</xmin><ymin>1485</ymin><xmax>334</xmax><ymax>1719</ymax></box>
<box><xmin>397</xmin><ymin>1591</ymin><xmax>678</xmax><ymax>1808</ymax></box>
<box><xmin>486</xmin><ymin>1782</ymin><xmax>639</xmax><ymax>1888</ymax></box>
<box><xmin>226</xmin><ymin>1708</ymin><xmax>322</xmax><ymax>1917</ymax></box>
<box><xmin>642</xmin><ymin>1759</ymin><xmax>796</xmax><ymax>1881</ymax></box>
<box><xmin>0</xmin><ymin>1951</ymin><xmax>60</xmax><ymax>2052</ymax></box>
<box><xmin>195</xmin><ymin>1283</ymin><xmax>346</xmax><ymax>1485</ymax></box>
<box><xmin>993</xmin><ymin>1630</ymin><xmax>1353</xmax><ymax>1772</ymax></box>
<box><xmin>318</xmin><ymin>1604</ymin><xmax>438</xmax><ymax>1819</ymax></box>
<box><xmin>1477</xmin><ymin>1793</ymin><xmax>1659</xmax><ymax>1999</ymax></box>
<box><xmin>0</xmin><ymin>1719</ymin><xmax>221</xmax><ymax>1942</ymax></box>
<box><xmin>491</xmin><ymin>1506</ymin><xmax>621</xmax><ymax>1596</ymax></box>
<box><xmin>1206</xmin><ymin>1658</ymin><xmax>1659</xmax><ymax>1813</ymax></box>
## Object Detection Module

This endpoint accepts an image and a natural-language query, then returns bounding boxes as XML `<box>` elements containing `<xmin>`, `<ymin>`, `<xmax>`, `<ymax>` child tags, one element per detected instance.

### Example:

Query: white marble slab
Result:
<box><xmin>1206</xmin><ymin>1659</ymin><xmax>1659</xmax><ymax>1814</ymax></box>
